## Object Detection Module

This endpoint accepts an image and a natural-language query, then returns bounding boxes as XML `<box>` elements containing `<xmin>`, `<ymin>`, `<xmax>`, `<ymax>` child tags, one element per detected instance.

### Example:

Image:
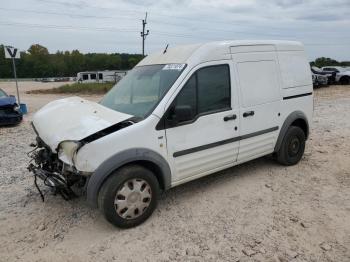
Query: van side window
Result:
<box><xmin>82</xmin><ymin>74</ymin><xmax>88</xmax><ymax>80</ymax></box>
<box><xmin>168</xmin><ymin>64</ymin><xmax>231</xmax><ymax>126</ymax></box>
<box><xmin>99</xmin><ymin>73</ymin><xmax>103</xmax><ymax>80</ymax></box>
<box><xmin>197</xmin><ymin>65</ymin><xmax>230</xmax><ymax>114</ymax></box>
<box><xmin>175</xmin><ymin>75</ymin><xmax>197</xmax><ymax>119</ymax></box>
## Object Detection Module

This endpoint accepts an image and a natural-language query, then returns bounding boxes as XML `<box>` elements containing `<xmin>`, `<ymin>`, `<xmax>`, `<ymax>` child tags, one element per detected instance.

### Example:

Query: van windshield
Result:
<box><xmin>100</xmin><ymin>64</ymin><xmax>186</xmax><ymax>119</ymax></box>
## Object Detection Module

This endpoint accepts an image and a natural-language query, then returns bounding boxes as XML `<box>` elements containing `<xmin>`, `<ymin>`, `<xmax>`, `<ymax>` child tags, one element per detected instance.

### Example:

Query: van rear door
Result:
<box><xmin>231</xmin><ymin>46</ymin><xmax>282</xmax><ymax>162</ymax></box>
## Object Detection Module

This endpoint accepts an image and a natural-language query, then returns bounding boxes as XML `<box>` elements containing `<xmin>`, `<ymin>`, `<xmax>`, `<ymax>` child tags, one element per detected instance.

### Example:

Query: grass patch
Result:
<box><xmin>27</xmin><ymin>82</ymin><xmax>114</xmax><ymax>95</ymax></box>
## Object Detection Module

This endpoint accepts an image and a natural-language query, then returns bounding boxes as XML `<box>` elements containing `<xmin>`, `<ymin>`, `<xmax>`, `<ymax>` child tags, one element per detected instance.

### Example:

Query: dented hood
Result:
<box><xmin>32</xmin><ymin>97</ymin><xmax>132</xmax><ymax>151</ymax></box>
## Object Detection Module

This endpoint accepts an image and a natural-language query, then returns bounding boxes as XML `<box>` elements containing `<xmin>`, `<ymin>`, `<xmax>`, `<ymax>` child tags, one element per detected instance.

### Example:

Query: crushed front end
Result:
<box><xmin>27</xmin><ymin>136</ymin><xmax>87</xmax><ymax>201</ymax></box>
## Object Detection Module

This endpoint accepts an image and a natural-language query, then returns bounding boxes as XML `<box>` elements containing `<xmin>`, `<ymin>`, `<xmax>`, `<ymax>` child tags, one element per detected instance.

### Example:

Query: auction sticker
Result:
<box><xmin>162</xmin><ymin>64</ymin><xmax>186</xmax><ymax>70</ymax></box>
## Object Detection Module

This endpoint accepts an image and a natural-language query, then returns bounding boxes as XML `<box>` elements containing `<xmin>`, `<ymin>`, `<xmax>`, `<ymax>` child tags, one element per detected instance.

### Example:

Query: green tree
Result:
<box><xmin>0</xmin><ymin>45</ymin><xmax>13</xmax><ymax>78</ymax></box>
<box><xmin>314</xmin><ymin>57</ymin><xmax>339</xmax><ymax>68</ymax></box>
<box><xmin>0</xmin><ymin>43</ymin><xmax>144</xmax><ymax>78</ymax></box>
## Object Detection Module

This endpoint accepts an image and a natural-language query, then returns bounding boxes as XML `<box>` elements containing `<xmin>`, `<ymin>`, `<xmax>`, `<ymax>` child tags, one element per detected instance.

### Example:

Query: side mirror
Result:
<box><xmin>173</xmin><ymin>105</ymin><xmax>193</xmax><ymax>123</ymax></box>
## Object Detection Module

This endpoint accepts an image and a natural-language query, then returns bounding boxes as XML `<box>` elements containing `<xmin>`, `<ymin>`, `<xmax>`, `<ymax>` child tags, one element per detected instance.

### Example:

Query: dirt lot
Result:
<box><xmin>0</xmin><ymin>82</ymin><xmax>349</xmax><ymax>262</ymax></box>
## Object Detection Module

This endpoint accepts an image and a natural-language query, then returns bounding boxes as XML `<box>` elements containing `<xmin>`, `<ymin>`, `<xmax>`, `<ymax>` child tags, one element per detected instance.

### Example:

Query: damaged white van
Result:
<box><xmin>28</xmin><ymin>40</ymin><xmax>313</xmax><ymax>228</ymax></box>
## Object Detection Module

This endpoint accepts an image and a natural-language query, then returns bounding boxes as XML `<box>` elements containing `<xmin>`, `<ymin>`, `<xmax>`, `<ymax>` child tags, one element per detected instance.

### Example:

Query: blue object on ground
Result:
<box><xmin>20</xmin><ymin>103</ymin><xmax>28</xmax><ymax>114</ymax></box>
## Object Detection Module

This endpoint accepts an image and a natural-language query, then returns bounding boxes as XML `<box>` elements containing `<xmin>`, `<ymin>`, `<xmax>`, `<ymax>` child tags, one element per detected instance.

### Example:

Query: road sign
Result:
<box><xmin>4</xmin><ymin>46</ymin><xmax>21</xmax><ymax>105</ymax></box>
<box><xmin>4</xmin><ymin>46</ymin><xmax>20</xmax><ymax>59</ymax></box>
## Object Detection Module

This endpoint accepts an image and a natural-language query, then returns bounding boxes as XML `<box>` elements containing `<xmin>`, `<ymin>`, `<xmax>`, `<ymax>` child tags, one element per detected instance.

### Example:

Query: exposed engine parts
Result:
<box><xmin>27</xmin><ymin>138</ymin><xmax>86</xmax><ymax>201</ymax></box>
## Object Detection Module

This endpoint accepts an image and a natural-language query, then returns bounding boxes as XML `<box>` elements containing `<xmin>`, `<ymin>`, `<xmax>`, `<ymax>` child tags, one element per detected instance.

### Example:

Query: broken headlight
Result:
<box><xmin>57</xmin><ymin>141</ymin><xmax>81</xmax><ymax>165</ymax></box>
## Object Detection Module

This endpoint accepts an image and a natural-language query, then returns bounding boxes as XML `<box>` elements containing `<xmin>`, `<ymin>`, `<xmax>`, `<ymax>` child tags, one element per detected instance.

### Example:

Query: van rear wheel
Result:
<box><xmin>276</xmin><ymin>126</ymin><xmax>305</xmax><ymax>166</ymax></box>
<box><xmin>98</xmin><ymin>165</ymin><xmax>159</xmax><ymax>228</ymax></box>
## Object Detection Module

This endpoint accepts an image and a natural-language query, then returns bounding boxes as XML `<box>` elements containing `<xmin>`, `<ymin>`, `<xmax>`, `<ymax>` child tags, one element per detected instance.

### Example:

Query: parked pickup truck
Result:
<box><xmin>28</xmin><ymin>40</ymin><xmax>313</xmax><ymax>228</ymax></box>
<box><xmin>322</xmin><ymin>66</ymin><xmax>350</xmax><ymax>85</ymax></box>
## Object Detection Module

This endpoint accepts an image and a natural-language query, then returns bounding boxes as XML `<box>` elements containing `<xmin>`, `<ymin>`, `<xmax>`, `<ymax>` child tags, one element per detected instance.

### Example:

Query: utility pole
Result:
<box><xmin>11</xmin><ymin>55</ymin><xmax>20</xmax><ymax>106</ymax></box>
<box><xmin>140</xmin><ymin>12</ymin><xmax>149</xmax><ymax>57</ymax></box>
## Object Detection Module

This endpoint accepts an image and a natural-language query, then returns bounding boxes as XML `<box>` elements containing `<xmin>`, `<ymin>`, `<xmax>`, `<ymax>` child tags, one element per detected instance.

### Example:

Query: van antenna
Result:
<box><xmin>163</xmin><ymin>44</ymin><xmax>169</xmax><ymax>54</ymax></box>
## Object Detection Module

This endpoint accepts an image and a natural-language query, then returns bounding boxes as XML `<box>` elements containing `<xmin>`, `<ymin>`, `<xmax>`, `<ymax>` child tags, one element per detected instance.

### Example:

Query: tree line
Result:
<box><xmin>310</xmin><ymin>57</ymin><xmax>350</xmax><ymax>68</ymax></box>
<box><xmin>1</xmin><ymin>44</ymin><xmax>349</xmax><ymax>78</ymax></box>
<box><xmin>0</xmin><ymin>44</ymin><xmax>143</xmax><ymax>78</ymax></box>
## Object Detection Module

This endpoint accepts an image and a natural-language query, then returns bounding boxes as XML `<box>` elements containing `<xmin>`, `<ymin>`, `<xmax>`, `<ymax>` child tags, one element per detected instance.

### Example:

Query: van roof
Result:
<box><xmin>138</xmin><ymin>40</ymin><xmax>304</xmax><ymax>66</ymax></box>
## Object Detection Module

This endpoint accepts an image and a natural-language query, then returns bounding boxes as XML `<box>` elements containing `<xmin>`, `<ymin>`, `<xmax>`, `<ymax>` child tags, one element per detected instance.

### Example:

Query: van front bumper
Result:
<box><xmin>27</xmin><ymin>163</ymin><xmax>78</xmax><ymax>200</ymax></box>
<box><xmin>27</xmin><ymin>137</ymin><xmax>88</xmax><ymax>201</ymax></box>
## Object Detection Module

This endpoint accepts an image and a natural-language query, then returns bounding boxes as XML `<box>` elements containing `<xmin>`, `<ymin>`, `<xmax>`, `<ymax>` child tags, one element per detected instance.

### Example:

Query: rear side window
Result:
<box><xmin>82</xmin><ymin>74</ymin><xmax>88</xmax><ymax>80</ymax></box>
<box><xmin>169</xmin><ymin>64</ymin><xmax>231</xmax><ymax>125</ymax></box>
<box><xmin>324</xmin><ymin>68</ymin><xmax>338</xmax><ymax>72</ymax></box>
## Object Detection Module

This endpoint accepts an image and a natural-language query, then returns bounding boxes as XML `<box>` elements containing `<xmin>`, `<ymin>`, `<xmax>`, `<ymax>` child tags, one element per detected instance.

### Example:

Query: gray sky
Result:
<box><xmin>1</xmin><ymin>0</ymin><xmax>350</xmax><ymax>61</ymax></box>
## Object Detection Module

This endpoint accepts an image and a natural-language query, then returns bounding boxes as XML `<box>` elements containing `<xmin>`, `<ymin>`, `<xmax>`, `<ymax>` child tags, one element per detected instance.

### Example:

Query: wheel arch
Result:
<box><xmin>274</xmin><ymin>111</ymin><xmax>309</xmax><ymax>152</ymax></box>
<box><xmin>86</xmin><ymin>148</ymin><xmax>171</xmax><ymax>208</ymax></box>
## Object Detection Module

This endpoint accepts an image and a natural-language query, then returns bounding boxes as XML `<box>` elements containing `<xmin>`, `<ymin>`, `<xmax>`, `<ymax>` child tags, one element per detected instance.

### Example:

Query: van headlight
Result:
<box><xmin>58</xmin><ymin>141</ymin><xmax>81</xmax><ymax>165</ymax></box>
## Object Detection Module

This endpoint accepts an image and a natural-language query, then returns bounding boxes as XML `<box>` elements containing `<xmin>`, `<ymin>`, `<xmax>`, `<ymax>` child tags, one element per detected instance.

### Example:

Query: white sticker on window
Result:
<box><xmin>162</xmin><ymin>64</ymin><xmax>186</xmax><ymax>71</ymax></box>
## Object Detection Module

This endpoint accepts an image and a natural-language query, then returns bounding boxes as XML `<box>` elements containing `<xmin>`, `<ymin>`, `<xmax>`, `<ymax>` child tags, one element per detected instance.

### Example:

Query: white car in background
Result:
<box><xmin>322</xmin><ymin>66</ymin><xmax>350</xmax><ymax>85</ymax></box>
<box><xmin>311</xmin><ymin>66</ymin><xmax>331</xmax><ymax>87</ymax></box>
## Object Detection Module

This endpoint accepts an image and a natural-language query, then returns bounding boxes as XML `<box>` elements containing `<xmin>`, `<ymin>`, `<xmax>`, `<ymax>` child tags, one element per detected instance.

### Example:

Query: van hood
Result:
<box><xmin>32</xmin><ymin>96</ymin><xmax>132</xmax><ymax>151</ymax></box>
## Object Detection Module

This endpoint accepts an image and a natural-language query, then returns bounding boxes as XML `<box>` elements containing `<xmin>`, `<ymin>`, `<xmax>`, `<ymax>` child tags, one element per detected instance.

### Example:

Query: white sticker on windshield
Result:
<box><xmin>162</xmin><ymin>64</ymin><xmax>186</xmax><ymax>71</ymax></box>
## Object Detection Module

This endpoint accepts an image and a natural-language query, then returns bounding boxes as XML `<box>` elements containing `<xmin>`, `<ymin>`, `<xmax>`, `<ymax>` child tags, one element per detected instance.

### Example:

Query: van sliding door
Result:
<box><xmin>231</xmin><ymin>48</ymin><xmax>282</xmax><ymax>163</ymax></box>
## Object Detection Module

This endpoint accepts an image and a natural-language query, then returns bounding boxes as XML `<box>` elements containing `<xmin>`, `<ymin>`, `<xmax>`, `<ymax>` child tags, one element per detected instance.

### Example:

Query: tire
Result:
<box><xmin>339</xmin><ymin>76</ymin><xmax>350</xmax><ymax>85</ymax></box>
<box><xmin>98</xmin><ymin>165</ymin><xmax>159</xmax><ymax>228</ymax></box>
<box><xmin>276</xmin><ymin>126</ymin><xmax>306</xmax><ymax>166</ymax></box>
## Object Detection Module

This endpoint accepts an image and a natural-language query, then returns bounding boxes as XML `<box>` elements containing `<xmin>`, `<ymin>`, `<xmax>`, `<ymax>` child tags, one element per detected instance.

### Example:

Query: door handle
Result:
<box><xmin>223</xmin><ymin>114</ymin><xmax>237</xmax><ymax>121</ymax></box>
<box><xmin>243</xmin><ymin>111</ymin><xmax>255</xmax><ymax>117</ymax></box>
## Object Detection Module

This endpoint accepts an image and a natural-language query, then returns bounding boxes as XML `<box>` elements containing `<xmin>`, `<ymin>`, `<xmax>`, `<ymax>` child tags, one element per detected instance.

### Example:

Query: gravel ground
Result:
<box><xmin>0</xmin><ymin>82</ymin><xmax>349</xmax><ymax>262</ymax></box>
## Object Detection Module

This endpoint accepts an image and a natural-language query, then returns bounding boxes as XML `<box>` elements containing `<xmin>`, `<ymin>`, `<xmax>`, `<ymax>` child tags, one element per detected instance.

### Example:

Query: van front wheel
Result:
<box><xmin>98</xmin><ymin>165</ymin><xmax>159</xmax><ymax>228</ymax></box>
<box><xmin>276</xmin><ymin>126</ymin><xmax>305</xmax><ymax>166</ymax></box>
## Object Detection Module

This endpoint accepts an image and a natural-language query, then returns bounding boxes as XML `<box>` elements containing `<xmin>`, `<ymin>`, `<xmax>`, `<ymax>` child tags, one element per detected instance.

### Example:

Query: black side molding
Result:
<box><xmin>283</xmin><ymin>92</ymin><xmax>312</xmax><ymax>100</ymax></box>
<box><xmin>173</xmin><ymin>137</ymin><xmax>239</xmax><ymax>158</ymax></box>
<box><xmin>173</xmin><ymin>126</ymin><xmax>278</xmax><ymax>158</ymax></box>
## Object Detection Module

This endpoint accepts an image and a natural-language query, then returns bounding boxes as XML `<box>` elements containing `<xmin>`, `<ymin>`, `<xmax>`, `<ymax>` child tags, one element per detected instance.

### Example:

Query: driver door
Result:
<box><xmin>163</xmin><ymin>62</ymin><xmax>240</xmax><ymax>184</ymax></box>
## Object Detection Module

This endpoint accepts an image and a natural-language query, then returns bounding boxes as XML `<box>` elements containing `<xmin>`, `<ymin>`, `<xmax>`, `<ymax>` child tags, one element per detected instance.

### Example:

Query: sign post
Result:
<box><xmin>4</xmin><ymin>46</ymin><xmax>21</xmax><ymax>105</ymax></box>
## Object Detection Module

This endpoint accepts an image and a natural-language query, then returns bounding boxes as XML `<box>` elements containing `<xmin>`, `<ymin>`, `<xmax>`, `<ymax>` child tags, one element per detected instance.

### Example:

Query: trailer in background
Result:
<box><xmin>76</xmin><ymin>70</ymin><xmax>128</xmax><ymax>83</ymax></box>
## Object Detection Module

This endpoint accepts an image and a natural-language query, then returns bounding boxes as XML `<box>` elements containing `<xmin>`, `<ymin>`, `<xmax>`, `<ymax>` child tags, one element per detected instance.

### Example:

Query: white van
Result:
<box><xmin>29</xmin><ymin>40</ymin><xmax>313</xmax><ymax>228</ymax></box>
<box><xmin>76</xmin><ymin>70</ymin><xmax>128</xmax><ymax>83</ymax></box>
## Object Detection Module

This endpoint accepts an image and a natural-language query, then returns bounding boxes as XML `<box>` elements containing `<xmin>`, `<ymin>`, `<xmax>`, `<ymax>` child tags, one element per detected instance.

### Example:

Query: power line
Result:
<box><xmin>0</xmin><ymin>20</ymin><xmax>220</xmax><ymax>41</ymax></box>
<box><xmin>0</xmin><ymin>7</ymin><xmax>208</xmax><ymax>30</ymax></box>
<box><xmin>0</xmin><ymin>21</ymin><xmax>139</xmax><ymax>33</ymax></box>
<box><xmin>1</xmin><ymin>20</ymin><xmax>349</xmax><ymax>47</ymax></box>
<box><xmin>0</xmin><ymin>7</ymin><xmax>346</xmax><ymax>39</ymax></box>
<box><xmin>32</xmin><ymin>0</ymin><xmax>305</xmax><ymax>31</ymax></box>
<box><xmin>304</xmin><ymin>43</ymin><xmax>350</xmax><ymax>46</ymax></box>
<box><xmin>0</xmin><ymin>7</ymin><xmax>132</xmax><ymax>21</ymax></box>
